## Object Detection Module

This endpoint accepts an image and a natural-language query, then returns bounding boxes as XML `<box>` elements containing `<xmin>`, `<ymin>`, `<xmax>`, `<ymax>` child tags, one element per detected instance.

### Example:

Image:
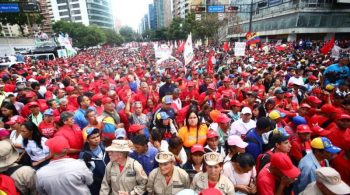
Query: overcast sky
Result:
<box><xmin>112</xmin><ymin>0</ymin><xmax>153</xmax><ymax>31</ymax></box>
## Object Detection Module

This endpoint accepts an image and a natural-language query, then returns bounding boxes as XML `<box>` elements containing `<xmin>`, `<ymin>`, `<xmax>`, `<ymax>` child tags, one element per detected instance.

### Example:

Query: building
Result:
<box><xmin>51</xmin><ymin>0</ymin><xmax>113</xmax><ymax>29</ymax></box>
<box><xmin>153</xmin><ymin>0</ymin><xmax>172</xmax><ymax>29</ymax></box>
<box><xmin>148</xmin><ymin>4</ymin><xmax>157</xmax><ymax>30</ymax></box>
<box><xmin>226</xmin><ymin>0</ymin><xmax>350</xmax><ymax>41</ymax></box>
<box><xmin>38</xmin><ymin>0</ymin><xmax>54</xmax><ymax>34</ymax></box>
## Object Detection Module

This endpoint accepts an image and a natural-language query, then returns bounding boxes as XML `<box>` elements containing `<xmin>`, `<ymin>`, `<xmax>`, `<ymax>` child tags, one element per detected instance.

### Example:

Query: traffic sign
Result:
<box><xmin>0</xmin><ymin>3</ymin><xmax>20</xmax><ymax>13</ymax></box>
<box><xmin>207</xmin><ymin>5</ymin><xmax>225</xmax><ymax>13</ymax></box>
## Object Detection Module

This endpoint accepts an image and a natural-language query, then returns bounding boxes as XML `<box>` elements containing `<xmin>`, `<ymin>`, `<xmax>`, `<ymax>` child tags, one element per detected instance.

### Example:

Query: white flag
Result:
<box><xmin>184</xmin><ymin>33</ymin><xmax>194</xmax><ymax>65</ymax></box>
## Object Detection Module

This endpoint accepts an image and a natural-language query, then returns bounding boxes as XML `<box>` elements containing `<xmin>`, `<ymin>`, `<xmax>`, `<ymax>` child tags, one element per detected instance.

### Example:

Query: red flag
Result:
<box><xmin>223</xmin><ymin>41</ymin><xmax>229</xmax><ymax>52</ymax></box>
<box><xmin>207</xmin><ymin>50</ymin><xmax>214</xmax><ymax>73</ymax></box>
<box><xmin>320</xmin><ymin>37</ymin><xmax>335</xmax><ymax>55</ymax></box>
<box><xmin>177</xmin><ymin>40</ymin><xmax>185</xmax><ymax>53</ymax></box>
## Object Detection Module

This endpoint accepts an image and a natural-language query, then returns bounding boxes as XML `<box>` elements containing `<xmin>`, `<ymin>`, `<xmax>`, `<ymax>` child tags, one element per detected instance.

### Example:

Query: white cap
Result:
<box><xmin>241</xmin><ymin>107</ymin><xmax>252</xmax><ymax>115</ymax></box>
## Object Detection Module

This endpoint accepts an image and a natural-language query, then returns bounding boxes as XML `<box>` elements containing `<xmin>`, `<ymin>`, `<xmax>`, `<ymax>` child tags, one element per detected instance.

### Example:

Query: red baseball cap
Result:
<box><xmin>300</xmin><ymin>103</ymin><xmax>311</xmax><ymax>109</ymax></box>
<box><xmin>128</xmin><ymin>124</ymin><xmax>145</xmax><ymax>133</ymax></box>
<box><xmin>207</xmin><ymin>83</ymin><xmax>216</xmax><ymax>90</ymax></box>
<box><xmin>25</xmin><ymin>91</ymin><xmax>36</xmax><ymax>98</ymax></box>
<box><xmin>46</xmin><ymin>136</ymin><xmax>70</xmax><ymax>154</ymax></box>
<box><xmin>306</xmin><ymin>96</ymin><xmax>322</xmax><ymax>104</ymax></box>
<box><xmin>5</xmin><ymin>115</ymin><xmax>26</xmax><ymax>125</ymax></box>
<box><xmin>270</xmin><ymin>152</ymin><xmax>301</xmax><ymax>178</ymax></box>
<box><xmin>296</xmin><ymin>124</ymin><xmax>312</xmax><ymax>133</ymax></box>
<box><xmin>216</xmin><ymin>113</ymin><xmax>231</xmax><ymax>123</ymax></box>
<box><xmin>308</xmin><ymin>75</ymin><xmax>318</xmax><ymax>80</ymax></box>
<box><xmin>91</xmin><ymin>93</ymin><xmax>104</xmax><ymax>102</ymax></box>
<box><xmin>336</xmin><ymin>114</ymin><xmax>350</xmax><ymax>120</ymax></box>
<box><xmin>187</xmin><ymin>81</ymin><xmax>195</xmax><ymax>87</ymax></box>
<box><xmin>223</xmin><ymin>77</ymin><xmax>230</xmax><ymax>82</ymax></box>
<box><xmin>284</xmin><ymin>92</ymin><xmax>293</xmax><ymax>98</ymax></box>
<box><xmin>101</xmin><ymin>97</ymin><xmax>113</xmax><ymax>105</ymax></box>
<box><xmin>230</xmin><ymin>100</ymin><xmax>241</xmax><ymax>107</ymax></box>
<box><xmin>206</xmin><ymin>130</ymin><xmax>219</xmax><ymax>139</ymax></box>
<box><xmin>190</xmin><ymin>144</ymin><xmax>205</xmax><ymax>154</ymax></box>
<box><xmin>65</xmin><ymin>86</ymin><xmax>75</xmax><ymax>92</ymax></box>
<box><xmin>311</xmin><ymin>125</ymin><xmax>331</xmax><ymax>136</ymax></box>
<box><xmin>27</xmin><ymin>102</ymin><xmax>39</xmax><ymax>107</ymax></box>
<box><xmin>321</xmin><ymin>104</ymin><xmax>337</xmax><ymax>114</ymax></box>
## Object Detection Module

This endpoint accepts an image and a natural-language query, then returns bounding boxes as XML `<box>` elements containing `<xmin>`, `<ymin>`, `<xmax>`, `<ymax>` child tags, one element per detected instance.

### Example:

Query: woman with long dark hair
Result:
<box><xmin>178</xmin><ymin>111</ymin><xmax>208</xmax><ymax>152</ymax></box>
<box><xmin>1</xmin><ymin>101</ymin><xmax>19</xmax><ymax>129</ymax></box>
<box><xmin>20</xmin><ymin>121</ymin><xmax>50</xmax><ymax>169</ymax></box>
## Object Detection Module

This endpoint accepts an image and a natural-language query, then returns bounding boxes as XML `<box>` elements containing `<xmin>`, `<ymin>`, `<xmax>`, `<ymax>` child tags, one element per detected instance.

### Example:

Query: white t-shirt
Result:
<box><xmin>24</xmin><ymin>137</ymin><xmax>49</xmax><ymax>162</ymax></box>
<box><xmin>229</xmin><ymin>119</ymin><xmax>256</xmax><ymax>136</ymax></box>
<box><xmin>223</xmin><ymin>161</ymin><xmax>257</xmax><ymax>194</ymax></box>
<box><xmin>9</xmin><ymin>130</ymin><xmax>24</xmax><ymax>153</ymax></box>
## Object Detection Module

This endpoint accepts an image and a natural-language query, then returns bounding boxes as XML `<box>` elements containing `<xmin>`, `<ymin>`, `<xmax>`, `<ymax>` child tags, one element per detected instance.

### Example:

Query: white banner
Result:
<box><xmin>234</xmin><ymin>42</ymin><xmax>246</xmax><ymax>56</ymax></box>
<box><xmin>154</xmin><ymin>44</ymin><xmax>172</xmax><ymax>59</ymax></box>
<box><xmin>184</xmin><ymin>33</ymin><xmax>194</xmax><ymax>65</ymax></box>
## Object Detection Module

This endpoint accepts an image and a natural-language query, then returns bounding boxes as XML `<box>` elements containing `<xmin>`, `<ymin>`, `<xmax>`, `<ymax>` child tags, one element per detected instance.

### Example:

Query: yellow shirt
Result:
<box><xmin>178</xmin><ymin>124</ymin><xmax>208</xmax><ymax>148</ymax></box>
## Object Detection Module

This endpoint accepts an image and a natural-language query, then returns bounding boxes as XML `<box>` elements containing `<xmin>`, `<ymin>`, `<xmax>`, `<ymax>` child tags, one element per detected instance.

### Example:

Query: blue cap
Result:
<box><xmin>157</xmin><ymin>111</ymin><xmax>170</xmax><ymax>120</ymax></box>
<box><xmin>228</xmin><ymin>74</ymin><xmax>235</xmax><ymax>78</ymax></box>
<box><xmin>86</xmin><ymin>127</ymin><xmax>99</xmax><ymax>137</ymax></box>
<box><xmin>292</xmin><ymin>116</ymin><xmax>307</xmax><ymax>125</ymax></box>
<box><xmin>162</xmin><ymin>95</ymin><xmax>172</xmax><ymax>104</ymax></box>
<box><xmin>115</xmin><ymin>128</ymin><xmax>126</xmax><ymax>139</ymax></box>
<box><xmin>43</xmin><ymin>109</ymin><xmax>54</xmax><ymax>116</ymax></box>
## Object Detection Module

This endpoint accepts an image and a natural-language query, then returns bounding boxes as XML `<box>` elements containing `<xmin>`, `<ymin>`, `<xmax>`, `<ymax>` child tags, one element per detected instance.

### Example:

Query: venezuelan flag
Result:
<box><xmin>246</xmin><ymin>32</ymin><xmax>261</xmax><ymax>45</ymax></box>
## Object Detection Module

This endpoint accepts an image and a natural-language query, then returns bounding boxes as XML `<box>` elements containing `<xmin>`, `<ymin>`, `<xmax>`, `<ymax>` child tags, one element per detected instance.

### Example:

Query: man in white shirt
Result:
<box><xmin>229</xmin><ymin>107</ymin><xmax>256</xmax><ymax>136</ymax></box>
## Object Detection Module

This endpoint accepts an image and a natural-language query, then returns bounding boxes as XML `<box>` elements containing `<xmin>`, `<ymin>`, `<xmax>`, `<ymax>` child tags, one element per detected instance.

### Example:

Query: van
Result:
<box><xmin>24</xmin><ymin>53</ymin><xmax>56</xmax><ymax>61</ymax></box>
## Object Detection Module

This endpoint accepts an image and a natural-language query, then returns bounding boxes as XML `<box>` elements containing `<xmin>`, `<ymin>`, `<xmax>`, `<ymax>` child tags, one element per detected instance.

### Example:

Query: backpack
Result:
<box><xmin>0</xmin><ymin>165</ymin><xmax>23</xmax><ymax>195</ymax></box>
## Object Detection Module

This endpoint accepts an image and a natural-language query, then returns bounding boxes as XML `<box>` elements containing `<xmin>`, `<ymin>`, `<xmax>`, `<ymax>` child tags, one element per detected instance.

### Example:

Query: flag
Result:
<box><xmin>184</xmin><ymin>33</ymin><xmax>194</xmax><ymax>65</ymax></box>
<box><xmin>320</xmin><ymin>37</ymin><xmax>335</xmax><ymax>55</ymax></box>
<box><xmin>246</xmin><ymin>32</ymin><xmax>261</xmax><ymax>45</ymax></box>
<box><xmin>223</xmin><ymin>41</ymin><xmax>229</xmax><ymax>51</ymax></box>
<box><xmin>177</xmin><ymin>40</ymin><xmax>185</xmax><ymax>53</ymax></box>
<box><xmin>207</xmin><ymin>50</ymin><xmax>215</xmax><ymax>73</ymax></box>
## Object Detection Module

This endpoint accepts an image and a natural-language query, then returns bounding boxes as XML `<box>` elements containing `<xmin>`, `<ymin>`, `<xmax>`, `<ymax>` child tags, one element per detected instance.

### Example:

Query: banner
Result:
<box><xmin>184</xmin><ymin>33</ymin><xmax>194</xmax><ymax>65</ymax></box>
<box><xmin>56</xmin><ymin>33</ymin><xmax>77</xmax><ymax>57</ymax></box>
<box><xmin>246</xmin><ymin>32</ymin><xmax>261</xmax><ymax>45</ymax></box>
<box><xmin>154</xmin><ymin>44</ymin><xmax>172</xmax><ymax>59</ymax></box>
<box><xmin>234</xmin><ymin>42</ymin><xmax>246</xmax><ymax>56</ymax></box>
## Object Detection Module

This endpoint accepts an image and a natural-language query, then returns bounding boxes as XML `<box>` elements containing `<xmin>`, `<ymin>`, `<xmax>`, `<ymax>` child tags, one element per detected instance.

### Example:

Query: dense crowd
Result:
<box><xmin>0</xmin><ymin>40</ymin><xmax>350</xmax><ymax>195</ymax></box>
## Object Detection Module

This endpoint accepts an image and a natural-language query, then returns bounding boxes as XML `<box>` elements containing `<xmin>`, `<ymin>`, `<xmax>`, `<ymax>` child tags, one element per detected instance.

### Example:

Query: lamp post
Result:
<box><xmin>249</xmin><ymin>0</ymin><xmax>253</xmax><ymax>32</ymax></box>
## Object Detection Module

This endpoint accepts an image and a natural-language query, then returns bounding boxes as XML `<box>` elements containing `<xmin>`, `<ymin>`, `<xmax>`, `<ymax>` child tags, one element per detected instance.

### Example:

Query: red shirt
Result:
<box><xmin>332</xmin><ymin>151</ymin><xmax>350</xmax><ymax>185</ymax></box>
<box><xmin>54</xmin><ymin>124</ymin><xmax>83</xmax><ymax>159</ymax></box>
<box><xmin>4</xmin><ymin>84</ymin><xmax>15</xmax><ymax>92</ymax></box>
<box><xmin>290</xmin><ymin>138</ymin><xmax>311</xmax><ymax>163</ymax></box>
<box><xmin>257</xmin><ymin>165</ymin><xmax>277</xmax><ymax>195</ymax></box>
<box><xmin>38</xmin><ymin>120</ymin><xmax>55</xmax><ymax>138</ymax></box>
<box><xmin>179</xmin><ymin>89</ymin><xmax>199</xmax><ymax>107</ymax></box>
<box><xmin>327</xmin><ymin>126</ymin><xmax>346</xmax><ymax>148</ymax></box>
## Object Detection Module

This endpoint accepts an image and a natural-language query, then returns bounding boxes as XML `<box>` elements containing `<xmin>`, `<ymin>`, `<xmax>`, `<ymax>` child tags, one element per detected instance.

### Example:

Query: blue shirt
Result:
<box><xmin>129</xmin><ymin>146</ymin><xmax>158</xmax><ymax>175</ymax></box>
<box><xmin>294</xmin><ymin>152</ymin><xmax>329</xmax><ymax>194</ymax></box>
<box><xmin>74</xmin><ymin>107</ymin><xmax>96</xmax><ymax>129</ymax></box>
<box><xmin>244</xmin><ymin>129</ymin><xmax>264</xmax><ymax>160</ymax></box>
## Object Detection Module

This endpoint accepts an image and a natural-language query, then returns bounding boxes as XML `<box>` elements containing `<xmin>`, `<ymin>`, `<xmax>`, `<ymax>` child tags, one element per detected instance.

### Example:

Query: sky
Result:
<box><xmin>112</xmin><ymin>0</ymin><xmax>153</xmax><ymax>31</ymax></box>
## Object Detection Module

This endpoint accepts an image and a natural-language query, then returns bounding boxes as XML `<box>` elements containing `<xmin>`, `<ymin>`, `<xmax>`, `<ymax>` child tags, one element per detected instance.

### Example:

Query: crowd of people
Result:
<box><xmin>0</xmin><ymin>40</ymin><xmax>350</xmax><ymax>195</ymax></box>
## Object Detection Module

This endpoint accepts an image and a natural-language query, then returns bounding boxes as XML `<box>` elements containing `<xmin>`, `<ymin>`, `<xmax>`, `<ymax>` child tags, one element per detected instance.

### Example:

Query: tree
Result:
<box><xmin>166</xmin><ymin>17</ymin><xmax>187</xmax><ymax>40</ymax></box>
<box><xmin>102</xmin><ymin>28</ymin><xmax>124</xmax><ymax>46</ymax></box>
<box><xmin>119</xmin><ymin>26</ymin><xmax>135</xmax><ymax>42</ymax></box>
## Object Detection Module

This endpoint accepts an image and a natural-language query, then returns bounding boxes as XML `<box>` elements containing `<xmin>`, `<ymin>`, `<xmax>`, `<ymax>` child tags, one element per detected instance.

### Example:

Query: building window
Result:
<box><xmin>75</xmin><ymin>16</ymin><xmax>82</xmax><ymax>20</ymax></box>
<box><xmin>73</xmin><ymin>10</ymin><xmax>81</xmax><ymax>14</ymax></box>
<box><xmin>58</xmin><ymin>5</ymin><xmax>68</xmax><ymax>10</ymax></box>
<box><xmin>57</xmin><ymin>0</ymin><xmax>66</xmax><ymax>4</ymax></box>
<box><xmin>71</xmin><ymin>0</ymin><xmax>79</xmax><ymax>2</ymax></box>
<box><xmin>59</xmin><ymin>11</ymin><xmax>69</xmax><ymax>16</ymax></box>
<box><xmin>72</xmin><ymin>3</ymin><xmax>80</xmax><ymax>8</ymax></box>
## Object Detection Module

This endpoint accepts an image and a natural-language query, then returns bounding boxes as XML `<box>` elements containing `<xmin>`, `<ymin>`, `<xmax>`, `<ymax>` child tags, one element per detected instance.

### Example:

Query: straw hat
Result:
<box><xmin>0</xmin><ymin>140</ymin><xmax>19</xmax><ymax>172</ymax></box>
<box><xmin>106</xmin><ymin>140</ymin><xmax>132</xmax><ymax>152</ymax></box>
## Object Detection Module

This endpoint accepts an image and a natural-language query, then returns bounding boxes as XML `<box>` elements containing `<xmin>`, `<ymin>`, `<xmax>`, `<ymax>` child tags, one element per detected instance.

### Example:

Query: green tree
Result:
<box><xmin>102</xmin><ymin>28</ymin><xmax>124</xmax><ymax>46</ymax></box>
<box><xmin>166</xmin><ymin>17</ymin><xmax>187</xmax><ymax>40</ymax></box>
<box><xmin>119</xmin><ymin>26</ymin><xmax>135</xmax><ymax>42</ymax></box>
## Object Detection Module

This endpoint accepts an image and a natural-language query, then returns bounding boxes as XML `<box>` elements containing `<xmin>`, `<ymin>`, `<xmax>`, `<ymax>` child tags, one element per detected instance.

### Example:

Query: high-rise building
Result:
<box><xmin>38</xmin><ymin>0</ymin><xmax>54</xmax><ymax>34</ymax></box>
<box><xmin>225</xmin><ymin>0</ymin><xmax>350</xmax><ymax>41</ymax></box>
<box><xmin>51</xmin><ymin>0</ymin><xmax>114</xmax><ymax>29</ymax></box>
<box><xmin>148</xmin><ymin>4</ymin><xmax>157</xmax><ymax>30</ymax></box>
<box><xmin>153</xmin><ymin>0</ymin><xmax>172</xmax><ymax>29</ymax></box>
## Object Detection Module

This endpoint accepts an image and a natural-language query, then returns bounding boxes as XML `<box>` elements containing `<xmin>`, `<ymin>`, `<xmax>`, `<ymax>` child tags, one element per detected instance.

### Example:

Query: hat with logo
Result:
<box><xmin>296</xmin><ymin>124</ymin><xmax>312</xmax><ymax>133</ymax></box>
<box><xmin>5</xmin><ymin>115</ymin><xmax>26</xmax><ymax>125</ymax></box>
<box><xmin>311</xmin><ymin>137</ymin><xmax>341</xmax><ymax>154</ymax></box>
<box><xmin>157</xmin><ymin>111</ymin><xmax>170</xmax><ymax>120</ymax></box>
<box><xmin>271</xmin><ymin>127</ymin><xmax>290</xmax><ymax>144</ymax></box>
<box><xmin>216</xmin><ymin>113</ymin><xmax>231</xmax><ymax>123</ymax></box>
<box><xmin>155</xmin><ymin>151</ymin><xmax>175</xmax><ymax>163</ymax></box>
<box><xmin>162</xmin><ymin>95</ymin><xmax>172</xmax><ymax>104</ymax></box>
<box><xmin>207</xmin><ymin>130</ymin><xmax>219</xmax><ymax>139</ymax></box>
<box><xmin>0</xmin><ymin>140</ymin><xmax>19</xmax><ymax>172</ymax></box>
<box><xmin>270</xmin><ymin>152</ymin><xmax>300</xmax><ymax>178</ymax></box>
<box><xmin>227</xmin><ymin>135</ymin><xmax>248</xmax><ymax>148</ymax></box>
<box><xmin>315</xmin><ymin>167</ymin><xmax>350</xmax><ymax>195</ymax></box>
<box><xmin>106</xmin><ymin>140</ymin><xmax>132</xmax><ymax>152</ymax></box>
<box><xmin>191</xmin><ymin>144</ymin><xmax>205</xmax><ymax>154</ymax></box>
<box><xmin>203</xmin><ymin>152</ymin><xmax>224</xmax><ymax>166</ymax></box>
<box><xmin>241</xmin><ymin>107</ymin><xmax>252</xmax><ymax>115</ymax></box>
<box><xmin>306</xmin><ymin>96</ymin><xmax>322</xmax><ymax>104</ymax></box>
<box><xmin>311</xmin><ymin>125</ymin><xmax>331</xmax><ymax>137</ymax></box>
<box><xmin>43</xmin><ymin>109</ymin><xmax>54</xmax><ymax>116</ymax></box>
